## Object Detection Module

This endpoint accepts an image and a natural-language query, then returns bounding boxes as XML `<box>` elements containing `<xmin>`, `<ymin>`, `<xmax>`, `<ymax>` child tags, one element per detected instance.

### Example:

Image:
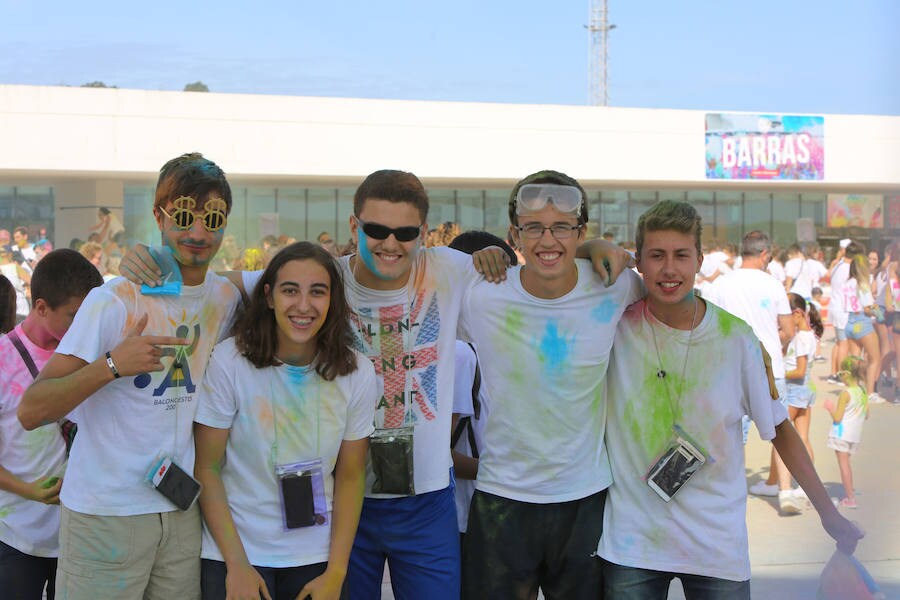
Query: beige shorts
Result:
<box><xmin>56</xmin><ymin>504</ymin><xmax>201</xmax><ymax>600</ymax></box>
<box><xmin>827</xmin><ymin>437</ymin><xmax>859</xmax><ymax>454</ymax></box>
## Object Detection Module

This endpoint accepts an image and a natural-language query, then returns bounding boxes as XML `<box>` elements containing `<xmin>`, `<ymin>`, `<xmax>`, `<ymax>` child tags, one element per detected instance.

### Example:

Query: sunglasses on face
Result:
<box><xmin>355</xmin><ymin>217</ymin><xmax>421</xmax><ymax>242</ymax></box>
<box><xmin>159</xmin><ymin>196</ymin><xmax>228</xmax><ymax>233</ymax></box>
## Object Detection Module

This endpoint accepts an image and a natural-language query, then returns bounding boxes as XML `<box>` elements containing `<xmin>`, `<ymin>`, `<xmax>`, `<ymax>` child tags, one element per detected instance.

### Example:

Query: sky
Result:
<box><xmin>1</xmin><ymin>0</ymin><xmax>898</xmax><ymax>115</ymax></box>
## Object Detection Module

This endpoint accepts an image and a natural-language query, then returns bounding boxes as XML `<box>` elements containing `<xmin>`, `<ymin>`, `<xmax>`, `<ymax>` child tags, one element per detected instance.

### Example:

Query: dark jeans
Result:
<box><xmin>201</xmin><ymin>558</ymin><xmax>347</xmax><ymax>600</ymax></box>
<box><xmin>603</xmin><ymin>561</ymin><xmax>750</xmax><ymax>600</ymax></box>
<box><xmin>462</xmin><ymin>489</ymin><xmax>605</xmax><ymax>600</ymax></box>
<box><xmin>0</xmin><ymin>539</ymin><xmax>56</xmax><ymax>600</ymax></box>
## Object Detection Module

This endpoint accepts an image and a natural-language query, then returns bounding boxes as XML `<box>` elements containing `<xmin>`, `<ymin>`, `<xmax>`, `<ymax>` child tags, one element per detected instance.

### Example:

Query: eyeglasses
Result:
<box><xmin>355</xmin><ymin>217</ymin><xmax>421</xmax><ymax>242</ymax></box>
<box><xmin>515</xmin><ymin>184</ymin><xmax>583</xmax><ymax>216</ymax></box>
<box><xmin>514</xmin><ymin>223</ymin><xmax>585</xmax><ymax>240</ymax></box>
<box><xmin>159</xmin><ymin>196</ymin><xmax>228</xmax><ymax>233</ymax></box>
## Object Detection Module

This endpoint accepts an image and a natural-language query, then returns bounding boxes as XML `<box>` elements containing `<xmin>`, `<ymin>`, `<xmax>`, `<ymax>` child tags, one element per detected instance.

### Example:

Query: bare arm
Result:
<box><xmin>575</xmin><ymin>239</ymin><xmax>634</xmax><ymax>286</ymax></box>
<box><xmin>194</xmin><ymin>423</ymin><xmax>272</xmax><ymax>600</ymax></box>
<box><xmin>771</xmin><ymin>420</ymin><xmax>863</xmax><ymax>553</ymax></box>
<box><xmin>783</xmin><ymin>355</ymin><xmax>808</xmax><ymax>380</ymax></box>
<box><xmin>298</xmin><ymin>437</ymin><xmax>368</xmax><ymax>600</ymax></box>
<box><xmin>0</xmin><ymin>464</ymin><xmax>62</xmax><ymax>505</ymax></box>
<box><xmin>119</xmin><ymin>243</ymin><xmax>246</xmax><ymax>295</ymax></box>
<box><xmin>18</xmin><ymin>314</ymin><xmax>186</xmax><ymax>430</ymax></box>
<box><xmin>777</xmin><ymin>314</ymin><xmax>795</xmax><ymax>348</ymax></box>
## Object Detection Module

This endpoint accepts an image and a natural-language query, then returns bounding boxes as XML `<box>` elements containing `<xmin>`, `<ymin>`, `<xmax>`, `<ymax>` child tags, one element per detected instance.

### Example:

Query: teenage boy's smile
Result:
<box><xmin>351</xmin><ymin>198</ymin><xmax>425</xmax><ymax>289</ymax></box>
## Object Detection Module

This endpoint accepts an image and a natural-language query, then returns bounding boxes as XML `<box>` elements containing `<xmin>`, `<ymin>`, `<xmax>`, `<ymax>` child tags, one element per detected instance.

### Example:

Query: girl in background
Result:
<box><xmin>824</xmin><ymin>356</ymin><xmax>870</xmax><ymax>509</ymax></box>
<box><xmin>783</xmin><ymin>293</ymin><xmax>823</xmax><ymax>463</ymax></box>
<box><xmin>843</xmin><ymin>253</ymin><xmax>884</xmax><ymax>404</ymax></box>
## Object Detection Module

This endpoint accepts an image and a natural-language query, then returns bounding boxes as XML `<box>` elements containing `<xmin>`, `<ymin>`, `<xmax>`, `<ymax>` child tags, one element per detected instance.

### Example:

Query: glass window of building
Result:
<box><xmin>457</xmin><ymin>190</ymin><xmax>485</xmax><ymax>233</ymax></box>
<box><xmin>484</xmin><ymin>189</ymin><xmax>509</xmax><ymax>239</ymax></box>
<box><xmin>714</xmin><ymin>191</ymin><xmax>742</xmax><ymax>244</ymax></box>
<box><xmin>307</xmin><ymin>188</ymin><xmax>337</xmax><ymax>246</ymax></box>
<box><xmin>743</xmin><ymin>192</ymin><xmax>772</xmax><ymax>236</ymax></box>
<box><xmin>599</xmin><ymin>190</ymin><xmax>628</xmax><ymax>243</ymax></box>
<box><xmin>687</xmin><ymin>191</ymin><xmax>715</xmax><ymax>243</ymax></box>
<box><xmin>276</xmin><ymin>188</ymin><xmax>307</xmax><ymax>246</ymax></box>
<box><xmin>628</xmin><ymin>191</ymin><xmax>658</xmax><ymax>242</ymax></box>
<box><xmin>427</xmin><ymin>189</ymin><xmax>456</xmax><ymax>229</ymax></box>
<box><xmin>772</xmin><ymin>193</ymin><xmax>800</xmax><ymax>247</ymax></box>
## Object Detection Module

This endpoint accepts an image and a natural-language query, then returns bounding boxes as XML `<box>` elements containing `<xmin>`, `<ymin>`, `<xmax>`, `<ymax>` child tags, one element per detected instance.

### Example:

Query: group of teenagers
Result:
<box><xmin>1</xmin><ymin>152</ymin><xmax>863</xmax><ymax>600</ymax></box>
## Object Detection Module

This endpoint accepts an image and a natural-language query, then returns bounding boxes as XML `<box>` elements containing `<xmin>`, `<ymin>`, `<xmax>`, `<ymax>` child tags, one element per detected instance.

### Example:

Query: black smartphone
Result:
<box><xmin>281</xmin><ymin>473</ymin><xmax>316</xmax><ymax>529</ymax></box>
<box><xmin>154</xmin><ymin>459</ymin><xmax>201</xmax><ymax>511</ymax></box>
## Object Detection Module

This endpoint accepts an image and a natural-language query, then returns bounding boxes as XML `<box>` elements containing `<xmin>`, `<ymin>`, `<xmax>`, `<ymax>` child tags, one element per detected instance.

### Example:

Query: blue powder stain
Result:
<box><xmin>286</xmin><ymin>365</ymin><xmax>308</xmax><ymax>387</ymax></box>
<box><xmin>538</xmin><ymin>320</ymin><xmax>572</xmax><ymax>376</ymax></box>
<box><xmin>760</xmin><ymin>298</ymin><xmax>771</xmax><ymax>309</ymax></box>
<box><xmin>358</xmin><ymin>228</ymin><xmax>392</xmax><ymax>281</ymax></box>
<box><xmin>591</xmin><ymin>297</ymin><xmax>618</xmax><ymax>323</ymax></box>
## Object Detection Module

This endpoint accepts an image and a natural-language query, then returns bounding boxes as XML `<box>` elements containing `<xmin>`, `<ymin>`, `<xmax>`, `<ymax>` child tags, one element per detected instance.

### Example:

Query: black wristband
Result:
<box><xmin>105</xmin><ymin>351</ymin><xmax>121</xmax><ymax>379</ymax></box>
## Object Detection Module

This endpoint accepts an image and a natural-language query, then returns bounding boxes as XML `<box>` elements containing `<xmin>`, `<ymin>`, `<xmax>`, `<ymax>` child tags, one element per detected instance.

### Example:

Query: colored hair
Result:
<box><xmin>30</xmin><ymin>249</ymin><xmax>104</xmax><ymax>310</ymax></box>
<box><xmin>154</xmin><ymin>153</ymin><xmax>232</xmax><ymax>214</ymax></box>
<box><xmin>741</xmin><ymin>230</ymin><xmax>771</xmax><ymax>257</ymax></box>
<box><xmin>448</xmin><ymin>230</ymin><xmax>518</xmax><ymax>265</ymax></box>
<box><xmin>0</xmin><ymin>275</ymin><xmax>15</xmax><ymax>333</ymax></box>
<box><xmin>849</xmin><ymin>253</ymin><xmax>872</xmax><ymax>292</ymax></box>
<box><xmin>840</xmin><ymin>355</ymin><xmax>867</xmax><ymax>389</ymax></box>
<box><xmin>635</xmin><ymin>200</ymin><xmax>703</xmax><ymax>257</ymax></box>
<box><xmin>788</xmin><ymin>292</ymin><xmax>824</xmax><ymax>338</ymax></box>
<box><xmin>79</xmin><ymin>241</ymin><xmax>103</xmax><ymax>262</ymax></box>
<box><xmin>353</xmin><ymin>170</ymin><xmax>429</xmax><ymax>222</ymax></box>
<box><xmin>234</xmin><ymin>241</ymin><xmax>357</xmax><ymax>380</ymax></box>
<box><xmin>507</xmin><ymin>170</ymin><xmax>589</xmax><ymax>226</ymax></box>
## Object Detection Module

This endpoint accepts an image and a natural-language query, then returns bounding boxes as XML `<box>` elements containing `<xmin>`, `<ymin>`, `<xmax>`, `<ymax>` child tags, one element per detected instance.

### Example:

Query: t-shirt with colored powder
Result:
<box><xmin>458</xmin><ymin>262</ymin><xmax>644</xmax><ymax>503</ymax></box>
<box><xmin>450</xmin><ymin>340</ymin><xmax>488</xmax><ymax>533</ymax></box>
<box><xmin>244</xmin><ymin>246</ymin><xmax>482</xmax><ymax>498</ymax></box>
<box><xmin>706</xmin><ymin>268</ymin><xmax>791</xmax><ymax>379</ymax></box>
<box><xmin>785</xmin><ymin>330</ymin><xmax>817</xmax><ymax>384</ymax></box>
<box><xmin>194</xmin><ymin>338</ymin><xmax>377</xmax><ymax>567</ymax></box>
<box><xmin>785</xmin><ymin>258</ymin><xmax>827</xmax><ymax>299</ymax></box>
<box><xmin>830</xmin><ymin>386</ymin><xmax>867</xmax><ymax>444</ymax></box>
<box><xmin>841</xmin><ymin>278</ymin><xmax>874</xmax><ymax>314</ymax></box>
<box><xmin>55</xmin><ymin>273</ymin><xmax>241</xmax><ymax>516</ymax></box>
<box><xmin>598</xmin><ymin>299</ymin><xmax>788</xmax><ymax>582</ymax></box>
<box><xmin>0</xmin><ymin>324</ymin><xmax>66</xmax><ymax>557</ymax></box>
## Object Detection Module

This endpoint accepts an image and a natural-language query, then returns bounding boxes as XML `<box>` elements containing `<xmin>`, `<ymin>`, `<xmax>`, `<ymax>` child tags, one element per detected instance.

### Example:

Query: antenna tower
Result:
<box><xmin>588</xmin><ymin>0</ymin><xmax>615</xmax><ymax>106</ymax></box>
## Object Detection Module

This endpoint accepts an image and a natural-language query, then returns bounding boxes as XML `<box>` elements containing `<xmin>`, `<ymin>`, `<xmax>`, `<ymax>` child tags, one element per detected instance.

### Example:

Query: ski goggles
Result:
<box><xmin>355</xmin><ymin>217</ymin><xmax>422</xmax><ymax>242</ymax></box>
<box><xmin>159</xmin><ymin>196</ymin><xmax>228</xmax><ymax>233</ymax></box>
<box><xmin>514</xmin><ymin>184</ymin><xmax>584</xmax><ymax>216</ymax></box>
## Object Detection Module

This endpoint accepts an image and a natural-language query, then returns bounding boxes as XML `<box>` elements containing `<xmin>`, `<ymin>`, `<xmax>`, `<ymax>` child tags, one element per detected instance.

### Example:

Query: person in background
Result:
<box><xmin>783</xmin><ymin>293</ymin><xmax>824</xmax><ymax>466</ymax></box>
<box><xmin>0</xmin><ymin>249</ymin><xmax>103</xmax><ymax>600</ymax></box>
<box><xmin>0</xmin><ymin>275</ymin><xmax>16</xmax><ymax>333</ymax></box>
<box><xmin>89</xmin><ymin>208</ymin><xmax>125</xmax><ymax>244</ymax></box>
<box><xmin>317</xmin><ymin>231</ymin><xmax>340</xmax><ymax>257</ymax></box>
<box><xmin>824</xmin><ymin>356</ymin><xmax>870</xmax><ymax>509</ymax></box>
<box><xmin>842</xmin><ymin>252</ymin><xmax>885</xmax><ymax>404</ymax></box>
<box><xmin>12</xmin><ymin>227</ymin><xmax>36</xmax><ymax>264</ymax></box>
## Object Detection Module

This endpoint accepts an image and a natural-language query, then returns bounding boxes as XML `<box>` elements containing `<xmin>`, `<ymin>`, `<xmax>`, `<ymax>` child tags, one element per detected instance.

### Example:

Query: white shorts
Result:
<box><xmin>827</xmin><ymin>437</ymin><xmax>859</xmax><ymax>454</ymax></box>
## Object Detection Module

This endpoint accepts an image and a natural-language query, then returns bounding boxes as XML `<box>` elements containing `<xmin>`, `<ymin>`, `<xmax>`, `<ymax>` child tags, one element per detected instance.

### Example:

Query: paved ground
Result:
<box><xmin>381</xmin><ymin>333</ymin><xmax>900</xmax><ymax>599</ymax></box>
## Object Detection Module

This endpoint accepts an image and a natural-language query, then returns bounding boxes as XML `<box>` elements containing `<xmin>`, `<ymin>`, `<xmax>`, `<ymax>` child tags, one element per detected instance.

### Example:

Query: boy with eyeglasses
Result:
<box><xmin>19</xmin><ymin>153</ymin><xmax>242</xmax><ymax>600</ymax></box>
<box><xmin>458</xmin><ymin>170</ymin><xmax>644</xmax><ymax>599</ymax></box>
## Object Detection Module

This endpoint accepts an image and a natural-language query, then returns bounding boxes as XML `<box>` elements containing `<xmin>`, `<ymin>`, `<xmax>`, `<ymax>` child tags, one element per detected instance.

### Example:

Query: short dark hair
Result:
<box><xmin>636</xmin><ymin>200</ymin><xmax>702</xmax><ymax>257</ymax></box>
<box><xmin>507</xmin><ymin>170</ymin><xmax>589</xmax><ymax>226</ymax></box>
<box><xmin>154</xmin><ymin>153</ymin><xmax>232</xmax><ymax>214</ymax></box>
<box><xmin>13</xmin><ymin>226</ymin><xmax>28</xmax><ymax>237</ymax></box>
<box><xmin>448</xmin><ymin>230</ymin><xmax>518</xmax><ymax>265</ymax></box>
<box><xmin>741</xmin><ymin>231</ymin><xmax>771</xmax><ymax>257</ymax></box>
<box><xmin>353</xmin><ymin>170</ymin><xmax>429</xmax><ymax>222</ymax></box>
<box><xmin>0</xmin><ymin>275</ymin><xmax>15</xmax><ymax>333</ymax></box>
<box><xmin>234</xmin><ymin>242</ymin><xmax>357</xmax><ymax>380</ymax></box>
<box><xmin>30</xmin><ymin>249</ymin><xmax>104</xmax><ymax>309</ymax></box>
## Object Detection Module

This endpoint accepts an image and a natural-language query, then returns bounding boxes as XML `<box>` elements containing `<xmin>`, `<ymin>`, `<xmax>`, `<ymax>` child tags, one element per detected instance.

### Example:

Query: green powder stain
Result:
<box><xmin>504</xmin><ymin>307</ymin><xmax>523</xmax><ymax>334</ymax></box>
<box><xmin>716</xmin><ymin>310</ymin><xmax>741</xmax><ymax>337</ymax></box>
<box><xmin>0</xmin><ymin>507</ymin><xmax>12</xmax><ymax>518</ymax></box>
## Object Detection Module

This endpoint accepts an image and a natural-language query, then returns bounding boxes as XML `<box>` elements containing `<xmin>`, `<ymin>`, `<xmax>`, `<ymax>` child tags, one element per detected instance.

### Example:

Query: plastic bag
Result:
<box><xmin>817</xmin><ymin>550</ymin><xmax>885</xmax><ymax>600</ymax></box>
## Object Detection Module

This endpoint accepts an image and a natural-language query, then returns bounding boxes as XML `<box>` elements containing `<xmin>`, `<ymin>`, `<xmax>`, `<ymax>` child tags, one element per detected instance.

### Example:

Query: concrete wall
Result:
<box><xmin>1</xmin><ymin>84</ymin><xmax>898</xmax><ymax>191</ymax></box>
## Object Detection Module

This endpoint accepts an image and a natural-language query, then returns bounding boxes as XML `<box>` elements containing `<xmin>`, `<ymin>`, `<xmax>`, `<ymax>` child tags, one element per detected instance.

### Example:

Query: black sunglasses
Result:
<box><xmin>356</xmin><ymin>217</ymin><xmax>421</xmax><ymax>242</ymax></box>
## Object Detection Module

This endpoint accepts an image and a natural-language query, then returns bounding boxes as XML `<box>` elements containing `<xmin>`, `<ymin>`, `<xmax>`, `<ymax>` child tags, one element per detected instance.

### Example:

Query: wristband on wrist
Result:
<box><xmin>105</xmin><ymin>351</ymin><xmax>121</xmax><ymax>379</ymax></box>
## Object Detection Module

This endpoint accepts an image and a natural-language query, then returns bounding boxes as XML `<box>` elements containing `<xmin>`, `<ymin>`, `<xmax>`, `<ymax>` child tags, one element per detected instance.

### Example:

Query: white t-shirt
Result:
<box><xmin>244</xmin><ymin>246</ymin><xmax>482</xmax><ymax>498</ymax></box>
<box><xmin>785</xmin><ymin>258</ymin><xmax>828</xmax><ymax>299</ymax></box>
<box><xmin>194</xmin><ymin>338</ymin><xmax>376</xmax><ymax>567</ymax></box>
<box><xmin>767</xmin><ymin>260</ymin><xmax>786</xmax><ymax>283</ymax></box>
<box><xmin>830</xmin><ymin>262</ymin><xmax>851</xmax><ymax>329</ymax></box>
<box><xmin>706</xmin><ymin>268</ymin><xmax>792</xmax><ymax>379</ymax></box>
<box><xmin>841</xmin><ymin>278</ymin><xmax>874</xmax><ymax>314</ymax></box>
<box><xmin>0</xmin><ymin>263</ymin><xmax>29</xmax><ymax>317</ymax></box>
<box><xmin>830</xmin><ymin>386</ymin><xmax>867</xmax><ymax>444</ymax></box>
<box><xmin>459</xmin><ymin>262</ymin><xmax>644</xmax><ymax>503</ymax></box>
<box><xmin>0</xmin><ymin>325</ymin><xmax>66</xmax><ymax>557</ymax></box>
<box><xmin>598</xmin><ymin>299</ymin><xmax>788</xmax><ymax>582</ymax></box>
<box><xmin>450</xmin><ymin>340</ymin><xmax>488</xmax><ymax>533</ymax></box>
<box><xmin>785</xmin><ymin>330</ymin><xmax>816</xmax><ymax>383</ymax></box>
<box><xmin>56</xmin><ymin>273</ymin><xmax>241</xmax><ymax>516</ymax></box>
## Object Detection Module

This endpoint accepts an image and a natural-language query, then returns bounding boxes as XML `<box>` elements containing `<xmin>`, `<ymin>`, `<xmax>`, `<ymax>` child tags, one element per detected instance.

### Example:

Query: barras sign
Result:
<box><xmin>705</xmin><ymin>113</ymin><xmax>824</xmax><ymax>180</ymax></box>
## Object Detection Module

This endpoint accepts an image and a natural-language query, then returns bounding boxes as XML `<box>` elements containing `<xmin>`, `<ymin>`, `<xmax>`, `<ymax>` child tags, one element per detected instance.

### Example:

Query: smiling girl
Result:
<box><xmin>193</xmin><ymin>242</ymin><xmax>376</xmax><ymax>600</ymax></box>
